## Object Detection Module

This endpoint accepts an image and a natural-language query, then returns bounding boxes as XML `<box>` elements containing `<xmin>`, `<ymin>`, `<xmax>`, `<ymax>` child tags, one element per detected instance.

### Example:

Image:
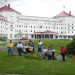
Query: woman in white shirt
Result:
<box><xmin>17</xmin><ymin>41</ymin><xmax>23</xmax><ymax>56</ymax></box>
<box><xmin>23</xmin><ymin>44</ymin><xmax>29</xmax><ymax>53</ymax></box>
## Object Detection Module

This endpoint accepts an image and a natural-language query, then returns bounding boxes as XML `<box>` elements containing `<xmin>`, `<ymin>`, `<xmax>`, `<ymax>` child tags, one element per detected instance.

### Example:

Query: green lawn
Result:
<box><xmin>0</xmin><ymin>39</ymin><xmax>75</xmax><ymax>75</ymax></box>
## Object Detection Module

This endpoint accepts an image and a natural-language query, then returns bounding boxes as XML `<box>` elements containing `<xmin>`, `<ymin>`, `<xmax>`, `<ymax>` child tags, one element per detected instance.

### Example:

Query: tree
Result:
<box><xmin>17</xmin><ymin>30</ymin><xmax>22</xmax><ymax>40</ymax></box>
<box><xmin>66</xmin><ymin>35</ymin><xmax>75</xmax><ymax>55</ymax></box>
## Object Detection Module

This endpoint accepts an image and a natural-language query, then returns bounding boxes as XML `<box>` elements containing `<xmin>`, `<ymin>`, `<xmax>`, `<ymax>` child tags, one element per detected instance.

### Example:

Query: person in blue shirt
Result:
<box><xmin>47</xmin><ymin>47</ymin><xmax>53</xmax><ymax>60</ymax></box>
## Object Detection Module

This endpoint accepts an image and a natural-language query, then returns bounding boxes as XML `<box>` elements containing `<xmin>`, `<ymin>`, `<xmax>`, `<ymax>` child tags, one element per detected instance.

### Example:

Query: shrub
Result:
<box><xmin>0</xmin><ymin>37</ymin><xmax>3</xmax><ymax>41</ymax></box>
<box><xmin>0</xmin><ymin>37</ymin><xmax>7</xmax><ymax>41</ymax></box>
<box><xmin>66</xmin><ymin>35</ymin><xmax>75</xmax><ymax>55</ymax></box>
<box><xmin>24</xmin><ymin>53</ymin><xmax>42</xmax><ymax>60</ymax></box>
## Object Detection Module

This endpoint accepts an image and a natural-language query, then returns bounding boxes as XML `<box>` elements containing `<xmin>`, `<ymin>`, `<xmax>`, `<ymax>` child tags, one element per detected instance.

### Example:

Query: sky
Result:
<box><xmin>0</xmin><ymin>0</ymin><xmax>75</xmax><ymax>17</ymax></box>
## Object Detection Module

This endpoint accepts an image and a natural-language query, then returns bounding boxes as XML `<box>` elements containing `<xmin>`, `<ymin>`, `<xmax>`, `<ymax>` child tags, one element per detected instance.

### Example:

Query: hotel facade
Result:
<box><xmin>0</xmin><ymin>4</ymin><xmax>75</xmax><ymax>40</ymax></box>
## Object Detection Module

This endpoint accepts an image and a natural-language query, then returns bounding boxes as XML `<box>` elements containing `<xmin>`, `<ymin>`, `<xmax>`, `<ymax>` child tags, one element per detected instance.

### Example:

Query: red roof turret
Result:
<box><xmin>0</xmin><ymin>4</ymin><xmax>20</xmax><ymax>14</ymax></box>
<box><xmin>53</xmin><ymin>11</ymin><xmax>73</xmax><ymax>18</ymax></box>
<box><xmin>0</xmin><ymin>5</ymin><xmax>16</xmax><ymax>11</ymax></box>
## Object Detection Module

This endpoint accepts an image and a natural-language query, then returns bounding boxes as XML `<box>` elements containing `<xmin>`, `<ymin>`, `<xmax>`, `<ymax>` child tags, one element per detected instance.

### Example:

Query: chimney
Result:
<box><xmin>8</xmin><ymin>4</ymin><xmax>10</xmax><ymax>10</ymax></box>
<box><xmin>69</xmin><ymin>11</ymin><xmax>71</xmax><ymax>15</ymax></box>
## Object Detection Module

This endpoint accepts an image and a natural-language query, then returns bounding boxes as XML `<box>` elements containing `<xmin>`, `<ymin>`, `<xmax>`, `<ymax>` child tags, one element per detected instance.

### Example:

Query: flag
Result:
<box><xmin>5</xmin><ymin>0</ymin><xmax>6</xmax><ymax>2</ymax></box>
<box><xmin>63</xmin><ymin>5</ymin><xmax>65</xmax><ymax>9</ymax></box>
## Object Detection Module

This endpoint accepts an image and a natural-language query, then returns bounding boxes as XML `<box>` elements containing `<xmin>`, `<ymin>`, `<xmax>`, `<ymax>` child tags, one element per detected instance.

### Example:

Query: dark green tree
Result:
<box><xmin>66</xmin><ymin>35</ymin><xmax>75</xmax><ymax>55</ymax></box>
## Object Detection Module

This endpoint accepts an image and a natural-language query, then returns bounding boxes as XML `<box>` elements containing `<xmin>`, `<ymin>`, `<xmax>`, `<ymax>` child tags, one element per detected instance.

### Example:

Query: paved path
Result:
<box><xmin>0</xmin><ymin>46</ymin><xmax>7</xmax><ymax>51</ymax></box>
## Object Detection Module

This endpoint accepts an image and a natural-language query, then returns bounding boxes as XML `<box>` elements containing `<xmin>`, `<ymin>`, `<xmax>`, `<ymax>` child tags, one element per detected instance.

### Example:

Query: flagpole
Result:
<box><xmin>5</xmin><ymin>0</ymin><xmax>7</xmax><ymax>5</ymax></box>
<box><xmin>63</xmin><ymin>5</ymin><xmax>65</xmax><ymax>11</ymax></box>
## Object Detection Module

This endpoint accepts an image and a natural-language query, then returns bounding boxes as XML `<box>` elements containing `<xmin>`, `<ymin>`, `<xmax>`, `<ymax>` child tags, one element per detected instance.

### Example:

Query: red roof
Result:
<box><xmin>35</xmin><ymin>30</ymin><xmax>58</xmax><ymax>34</ymax></box>
<box><xmin>0</xmin><ymin>15</ymin><xmax>4</xmax><ymax>17</ymax></box>
<box><xmin>0</xmin><ymin>5</ymin><xmax>16</xmax><ymax>11</ymax></box>
<box><xmin>0</xmin><ymin>18</ymin><xmax>8</xmax><ymax>22</ymax></box>
<box><xmin>0</xmin><ymin>15</ymin><xmax>8</xmax><ymax>22</ymax></box>
<box><xmin>54</xmin><ymin>11</ymin><xmax>73</xmax><ymax>18</ymax></box>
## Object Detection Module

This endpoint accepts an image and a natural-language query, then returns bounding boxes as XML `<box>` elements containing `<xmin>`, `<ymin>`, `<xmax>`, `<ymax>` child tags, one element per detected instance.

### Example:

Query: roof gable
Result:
<box><xmin>0</xmin><ymin>5</ymin><xmax>20</xmax><ymax>14</ymax></box>
<box><xmin>0</xmin><ymin>5</ymin><xmax>16</xmax><ymax>11</ymax></box>
<box><xmin>0</xmin><ymin>15</ymin><xmax>8</xmax><ymax>22</ymax></box>
<box><xmin>35</xmin><ymin>30</ymin><xmax>58</xmax><ymax>34</ymax></box>
<box><xmin>54</xmin><ymin>11</ymin><xmax>73</xmax><ymax>18</ymax></box>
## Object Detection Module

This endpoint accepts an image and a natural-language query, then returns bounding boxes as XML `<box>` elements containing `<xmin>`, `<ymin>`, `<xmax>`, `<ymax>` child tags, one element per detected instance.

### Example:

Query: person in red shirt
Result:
<box><xmin>60</xmin><ymin>45</ymin><xmax>66</xmax><ymax>61</ymax></box>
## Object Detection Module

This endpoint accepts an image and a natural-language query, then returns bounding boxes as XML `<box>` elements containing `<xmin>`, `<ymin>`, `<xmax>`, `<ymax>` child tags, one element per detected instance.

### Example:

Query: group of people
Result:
<box><xmin>42</xmin><ymin>46</ymin><xmax>55</xmax><ymax>60</ymax></box>
<box><xmin>7</xmin><ymin>39</ymin><xmax>66</xmax><ymax>61</ymax></box>
<box><xmin>17</xmin><ymin>39</ymin><xmax>34</xmax><ymax>56</ymax></box>
<box><xmin>7</xmin><ymin>39</ymin><xmax>34</xmax><ymax>56</ymax></box>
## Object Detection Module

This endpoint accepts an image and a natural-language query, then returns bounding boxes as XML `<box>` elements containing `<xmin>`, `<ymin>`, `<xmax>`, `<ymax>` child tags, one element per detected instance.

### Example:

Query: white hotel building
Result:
<box><xmin>0</xmin><ymin>4</ymin><xmax>75</xmax><ymax>40</ymax></box>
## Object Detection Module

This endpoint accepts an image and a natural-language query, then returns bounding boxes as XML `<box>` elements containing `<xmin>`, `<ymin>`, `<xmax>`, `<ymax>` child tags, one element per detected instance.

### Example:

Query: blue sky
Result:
<box><xmin>0</xmin><ymin>0</ymin><xmax>75</xmax><ymax>17</ymax></box>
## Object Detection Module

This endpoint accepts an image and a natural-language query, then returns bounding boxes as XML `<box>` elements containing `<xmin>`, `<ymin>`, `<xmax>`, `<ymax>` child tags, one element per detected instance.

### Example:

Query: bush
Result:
<box><xmin>24</xmin><ymin>53</ymin><xmax>42</xmax><ymax>60</ymax></box>
<box><xmin>0</xmin><ymin>37</ymin><xmax>3</xmax><ymax>41</ymax></box>
<box><xmin>66</xmin><ymin>35</ymin><xmax>75</xmax><ymax>55</ymax></box>
<box><xmin>0</xmin><ymin>37</ymin><xmax>7</xmax><ymax>41</ymax></box>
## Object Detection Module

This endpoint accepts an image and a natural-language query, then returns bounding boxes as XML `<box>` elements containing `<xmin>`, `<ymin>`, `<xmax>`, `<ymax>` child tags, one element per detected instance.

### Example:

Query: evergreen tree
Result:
<box><xmin>66</xmin><ymin>35</ymin><xmax>75</xmax><ymax>55</ymax></box>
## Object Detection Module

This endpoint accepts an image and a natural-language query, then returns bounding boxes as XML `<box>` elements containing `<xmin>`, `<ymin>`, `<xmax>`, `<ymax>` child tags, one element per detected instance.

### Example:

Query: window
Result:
<box><xmin>10</xmin><ymin>34</ymin><xmax>12</xmax><ymax>38</ymax></box>
<box><xmin>14</xmin><ymin>34</ymin><xmax>17</xmax><ymax>38</ymax></box>
<box><xmin>10</xmin><ymin>29</ymin><xmax>13</xmax><ymax>31</ymax></box>
<box><xmin>19</xmin><ymin>25</ymin><xmax>21</xmax><ymax>27</ymax></box>
<box><xmin>1</xmin><ymin>21</ymin><xmax>2</xmax><ymax>24</ymax></box>
<box><xmin>54</xmin><ymin>27</ymin><xmax>55</xmax><ymax>29</ymax></box>
<box><xmin>61</xmin><ymin>27</ymin><xmax>63</xmax><ymax>29</ymax></box>
<box><xmin>72</xmin><ymin>27</ymin><xmax>73</xmax><ymax>29</ymax></box>
<box><xmin>40</xmin><ymin>26</ymin><xmax>42</xmax><ymax>28</ymax></box>
<box><xmin>46</xmin><ymin>26</ymin><xmax>47</xmax><ymax>29</ymax></box>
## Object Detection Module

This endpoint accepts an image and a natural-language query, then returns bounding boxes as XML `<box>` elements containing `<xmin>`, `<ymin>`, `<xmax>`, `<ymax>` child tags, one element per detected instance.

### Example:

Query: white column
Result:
<box><xmin>66</xmin><ymin>35</ymin><xmax>68</xmax><ymax>39</ymax></box>
<box><xmin>41</xmin><ymin>34</ymin><xmax>42</xmax><ymax>39</ymax></box>
<box><xmin>49</xmin><ymin>34</ymin><xmax>50</xmax><ymax>39</ymax></box>
<box><xmin>58</xmin><ymin>35</ymin><xmax>59</xmax><ymax>39</ymax></box>
<box><xmin>53</xmin><ymin>34</ymin><xmax>55</xmax><ymax>39</ymax></box>
<box><xmin>44</xmin><ymin>34</ymin><xmax>45</xmax><ymax>39</ymax></box>
<box><xmin>36</xmin><ymin>34</ymin><xmax>37</xmax><ymax>39</ymax></box>
<box><xmin>62</xmin><ymin>35</ymin><xmax>64</xmax><ymax>39</ymax></box>
<box><xmin>33</xmin><ymin>34</ymin><xmax>35</xmax><ymax>39</ymax></box>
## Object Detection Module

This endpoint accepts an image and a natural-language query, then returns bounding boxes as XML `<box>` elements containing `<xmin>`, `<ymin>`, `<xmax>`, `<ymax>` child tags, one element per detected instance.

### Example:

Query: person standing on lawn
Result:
<box><xmin>17</xmin><ymin>41</ymin><xmax>23</xmax><ymax>56</ymax></box>
<box><xmin>7</xmin><ymin>40</ymin><xmax>14</xmax><ymax>56</ymax></box>
<box><xmin>38</xmin><ymin>40</ymin><xmax>43</xmax><ymax>53</ymax></box>
<box><xmin>60</xmin><ymin>45</ymin><xmax>66</xmax><ymax>61</ymax></box>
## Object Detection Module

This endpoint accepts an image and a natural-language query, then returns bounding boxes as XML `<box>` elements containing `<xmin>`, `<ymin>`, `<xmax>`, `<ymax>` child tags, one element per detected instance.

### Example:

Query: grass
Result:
<box><xmin>0</xmin><ymin>39</ymin><xmax>75</xmax><ymax>75</ymax></box>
